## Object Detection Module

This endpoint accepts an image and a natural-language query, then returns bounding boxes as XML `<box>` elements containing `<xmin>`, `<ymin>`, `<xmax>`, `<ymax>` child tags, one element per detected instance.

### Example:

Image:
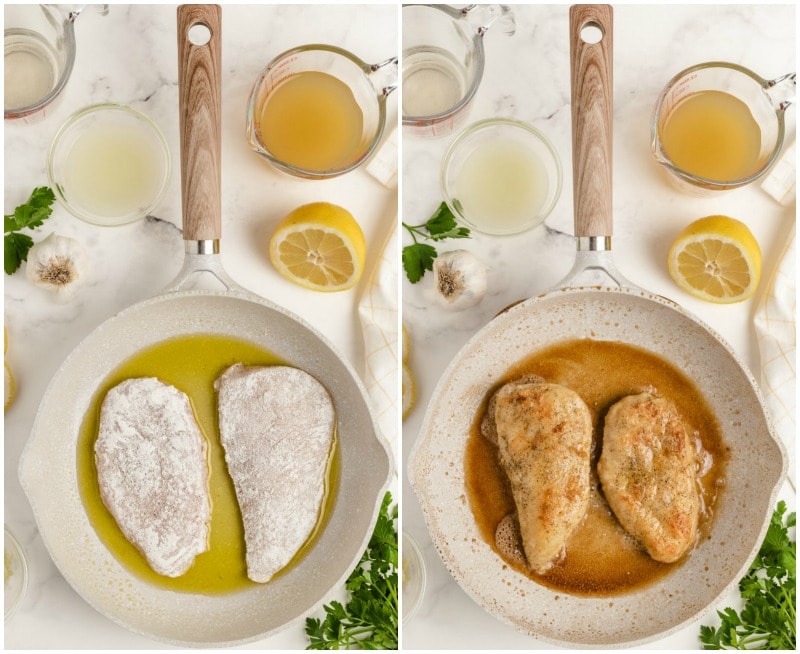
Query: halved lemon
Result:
<box><xmin>5</xmin><ymin>362</ymin><xmax>15</xmax><ymax>412</ymax></box>
<box><xmin>402</xmin><ymin>324</ymin><xmax>410</xmax><ymax>364</ymax></box>
<box><xmin>668</xmin><ymin>215</ymin><xmax>762</xmax><ymax>304</ymax></box>
<box><xmin>269</xmin><ymin>202</ymin><xmax>366</xmax><ymax>292</ymax></box>
<box><xmin>402</xmin><ymin>363</ymin><xmax>416</xmax><ymax>420</ymax></box>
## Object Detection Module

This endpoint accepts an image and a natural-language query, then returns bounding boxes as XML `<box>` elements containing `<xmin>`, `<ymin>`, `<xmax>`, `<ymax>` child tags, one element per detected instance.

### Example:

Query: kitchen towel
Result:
<box><xmin>358</xmin><ymin>221</ymin><xmax>399</xmax><ymax>449</ymax></box>
<box><xmin>753</xmin><ymin>223</ymin><xmax>795</xmax><ymax>488</ymax></box>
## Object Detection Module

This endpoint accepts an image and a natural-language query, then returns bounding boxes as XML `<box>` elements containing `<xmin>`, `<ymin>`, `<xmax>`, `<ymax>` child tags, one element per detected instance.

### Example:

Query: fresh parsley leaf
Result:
<box><xmin>699</xmin><ymin>501</ymin><xmax>795</xmax><ymax>650</ymax></box>
<box><xmin>402</xmin><ymin>242</ymin><xmax>437</xmax><ymax>284</ymax></box>
<box><xmin>305</xmin><ymin>492</ymin><xmax>398</xmax><ymax>650</ymax></box>
<box><xmin>402</xmin><ymin>201</ymin><xmax>471</xmax><ymax>283</ymax></box>
<box><xmin>4</xmin><ymin>232</ymin><xmax>34</xmax><ymax>275</ymax></box>
<box><xmin>424</xmin><ymin>203</ymin><xmax>456</xmax><ymax>235</ymax></box>
<box><xmin>4</xmin><ymin>186</ymin><xmax>56</xmax><ymax>274</ymax></box>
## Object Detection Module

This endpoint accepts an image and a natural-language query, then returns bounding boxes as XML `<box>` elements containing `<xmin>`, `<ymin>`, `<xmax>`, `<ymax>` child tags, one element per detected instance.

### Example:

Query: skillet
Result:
<box><xmin>19</xmin><ymin>5</ymin><xmax>392</xmax><ymax>647</ymax></box>
<box><xmin>409</xmin><ymin>5</ymin><xmax>786</xmax><ymax>647</ymax></box>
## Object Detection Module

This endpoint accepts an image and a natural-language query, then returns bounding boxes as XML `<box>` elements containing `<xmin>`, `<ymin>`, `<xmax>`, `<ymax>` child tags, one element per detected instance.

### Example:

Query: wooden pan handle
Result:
<box><xmin>177</xmin><ymin>4</ymin><xmax>222</xmax><ymax>242</ymax></box>
<box><xmin>569</xmin><ymin>5</ymin><xmax>613</xmax><ymax>238</ymax></box>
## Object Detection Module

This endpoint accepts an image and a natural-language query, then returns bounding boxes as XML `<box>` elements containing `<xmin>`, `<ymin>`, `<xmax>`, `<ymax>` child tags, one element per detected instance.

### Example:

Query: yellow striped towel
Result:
<box><xmin>753</xmin><ymin>223</ymin><xmax>795</xmax><ymax>488</ymax></box>
<box><xmin>358</xmin><ymin>222</ymin><xmax>399</xmax><ymax>448</ymax></box>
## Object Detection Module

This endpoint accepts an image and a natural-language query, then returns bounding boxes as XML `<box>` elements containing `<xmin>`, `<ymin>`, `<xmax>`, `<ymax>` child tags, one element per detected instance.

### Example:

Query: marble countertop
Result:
<box><xmin>4</xmin><ymin>4</ymin><xmax>397</xmax><ymax>649</ymax></box>
<box><xmin>402</xmin><ymin>3</ymin><xmax>795</xmax><ymax>650</ymax></box>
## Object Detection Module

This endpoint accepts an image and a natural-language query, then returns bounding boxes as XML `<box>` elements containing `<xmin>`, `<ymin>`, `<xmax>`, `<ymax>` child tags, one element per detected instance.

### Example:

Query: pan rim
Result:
<box><xmin>408</xmin><ymin>284</ymin><xmax>787</xmax><ymax>648</ymax></box>
<box><xmin>19</xmin><ymin>288</ymin><xmax>394</xmax><ymax>647</ymax></box>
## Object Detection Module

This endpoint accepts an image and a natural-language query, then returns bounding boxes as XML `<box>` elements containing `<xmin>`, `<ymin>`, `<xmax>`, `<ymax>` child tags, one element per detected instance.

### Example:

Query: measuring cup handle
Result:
<box><xmin>370</xmin><ymin>56</ymin><xmax>399</xmax><ymax>97</ymax></box>
<box><xmin>66</xmin><ymin>5</ymin><xmax>109</xmax><ymax>22</ymax></box>
<box><xmin>177</xmin><ymin>4</ymin><xmax>222</xmax><ymax>242</ymax></box>
<box><xmin>766</xmin><ymin>72</ymin><xmax>796</xmax><ymax>111</ymax></box>
<box><xmin>463</xmin><ymin>4</ymin><xmax>516</xmax><ymax>36</ymax></box>
<box><xmin>570</xmin><ymin>5</ymin><xmax>613</xmax><ymax>238</ymax></box>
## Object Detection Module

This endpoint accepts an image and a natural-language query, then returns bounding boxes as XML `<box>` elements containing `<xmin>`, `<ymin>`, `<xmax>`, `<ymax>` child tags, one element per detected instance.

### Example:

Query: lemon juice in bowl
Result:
<box><xmin>441</xmin><ymin>118</ymin><xmax>562</xmax><ymax>236</ymax></box>
<box><xmin>48</xmin><ymin>104</ymin><xmax>170</xmax><ymax>226</ymax></box>
<box><xmin>64</xmin><ymin>124</ymin><xmax>165</xmax><ymax>217</ymax></box>
<box><xmin>455</xmin><ymin>140</ymin><xmax>549</xmax><ymax>234</ymax></box>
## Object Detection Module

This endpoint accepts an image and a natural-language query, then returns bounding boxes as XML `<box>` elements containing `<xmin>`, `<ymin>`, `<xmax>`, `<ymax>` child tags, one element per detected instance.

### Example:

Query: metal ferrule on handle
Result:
<box><xmin>559</xmin><ymin>5</ymin><xmax>635</xmax><ymax>290</ymax></box>
<box><xmin>185</xmin><ymin>240</ymin><xmax>220</xmax><ymax>255</ymax></box>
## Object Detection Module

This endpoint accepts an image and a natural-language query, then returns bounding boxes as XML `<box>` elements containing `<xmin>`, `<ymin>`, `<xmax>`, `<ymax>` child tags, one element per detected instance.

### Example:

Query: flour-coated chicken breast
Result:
<box><xmin>598</xmin><ymin>392</ymin><xmax>699</xmax><ymax>563</ymax></box>
<box><xmin>95</xmin><ymin>378</ymin><xmax>211</xmax><ymax>577</ymax></box>
<box><xmin>215</xmin><ymin>364</ymin><xmax>335</xmax><ymax>583</ymax></box>
<box><xmin>484</xmin><ymin>379</ymin><xmax>592</xmax><ymax>573</ymax></box>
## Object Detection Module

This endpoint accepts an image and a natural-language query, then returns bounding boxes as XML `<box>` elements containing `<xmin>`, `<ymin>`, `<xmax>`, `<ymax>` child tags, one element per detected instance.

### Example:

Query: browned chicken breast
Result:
<box><xmin>598</xmin><ymin>392</ymin><xmax>699</xmax><ymax>563</ymax></box>
<box><xmin>484</xmin><ymin>379</ymin><xmax>593</xmax><ymax>573</ymax></box>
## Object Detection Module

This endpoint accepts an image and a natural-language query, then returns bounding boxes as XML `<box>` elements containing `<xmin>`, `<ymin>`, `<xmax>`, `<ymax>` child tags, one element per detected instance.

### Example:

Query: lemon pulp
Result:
<box><xmin>668</xmin><ymin>215</ymin><xmax>761</xmax><ymax>303</ymax></box>
<box><xmin>269</xmin><ymin>202</ymin><xmax>366</xmax><ymax>292</ymax></box>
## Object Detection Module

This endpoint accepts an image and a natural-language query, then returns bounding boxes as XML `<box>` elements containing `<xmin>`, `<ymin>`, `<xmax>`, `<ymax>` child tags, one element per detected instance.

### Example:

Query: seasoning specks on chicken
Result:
<box><xmin>598</xmin><ymin>392</ymin><xmax>700</xmax><ymax>563</ymax></box>
<box><xmin>482</xmin><ymin>378</ymin><xmax>593</xmax><ymax>574</ymax></box>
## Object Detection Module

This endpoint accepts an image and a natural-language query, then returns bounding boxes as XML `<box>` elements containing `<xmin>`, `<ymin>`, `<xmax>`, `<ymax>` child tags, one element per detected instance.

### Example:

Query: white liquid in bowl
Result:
<box><xmin>454</xmin><ymin>139</ymin><xmax>549</xmax><ymax>234</ymax></box>
<box><xmin>63</xmin><ymin>122</ymin><xmax>164</xmax><ymax>220</ymax></box>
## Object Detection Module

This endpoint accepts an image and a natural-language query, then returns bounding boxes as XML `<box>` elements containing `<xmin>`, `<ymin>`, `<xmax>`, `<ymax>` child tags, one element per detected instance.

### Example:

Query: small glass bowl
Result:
<box><xmin>48</xmin><ymin>103</ymin><xmax>171</xmax><ymax>226</ymax></box>
<box><xmin>441</xmin><ymin>118</ymin><xmax>562</xmax><ymax>236</ymax></box>
<box><xmin>402</xmin><ymin>531</ymin><xmax>426</xmax><ymax>624</ymax></box>
<box><xmin>4</xmin><ymin>525</ymin><xmax>28</xmax><ymax>623</ymax></box>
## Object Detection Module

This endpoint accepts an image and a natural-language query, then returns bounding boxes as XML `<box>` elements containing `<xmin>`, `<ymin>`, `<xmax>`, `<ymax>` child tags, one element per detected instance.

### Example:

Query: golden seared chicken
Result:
<box><xmin>482</xmin><ymin>378</ymin><xmax>592</xmax><ymax>573</ymax></box>
<box><xmin>598</xmin><ymin>392</ymin><xmax>699</xmax><ymax>563</ymax></box>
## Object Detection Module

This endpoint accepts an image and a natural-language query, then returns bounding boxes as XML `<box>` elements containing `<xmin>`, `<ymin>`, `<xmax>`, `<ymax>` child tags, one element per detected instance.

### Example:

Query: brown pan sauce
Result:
<box><xmin>465</xmin><ymin>339</ymin><xmax>728</xmax><ymax>597</ymax></box>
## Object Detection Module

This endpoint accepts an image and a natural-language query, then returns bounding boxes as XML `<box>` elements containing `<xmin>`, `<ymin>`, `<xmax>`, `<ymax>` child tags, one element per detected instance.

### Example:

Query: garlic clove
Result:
<box><xmin>429</xmin><ymin>249</ymin><xmax>487</xmax><ymax>310</ymax></box>
<box><xmin>25</xmin><ymin>233</ymin><xmax>88</xmax><ymax>298</ymax></box>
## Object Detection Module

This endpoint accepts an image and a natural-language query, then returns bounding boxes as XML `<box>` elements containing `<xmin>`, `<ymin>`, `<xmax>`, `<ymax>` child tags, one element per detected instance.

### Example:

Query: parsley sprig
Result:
<box><xmin>4</xmin><ymin>186</ymin><xmax>56</xmax><ymax>275</ymax></box>
<box><xmin>305</xmin><ymin>491</ymin><xmax>398</xmax><ymax>649</ymax></box>
<box><xmin>700</xmin><ymin>500</ymin><xmax>796</xmax><ymax>649</ymax></box>
<box><xmin>402</xmin><ymin>202</ymin><xmax>470</xmax><ymax>283</ymax></box>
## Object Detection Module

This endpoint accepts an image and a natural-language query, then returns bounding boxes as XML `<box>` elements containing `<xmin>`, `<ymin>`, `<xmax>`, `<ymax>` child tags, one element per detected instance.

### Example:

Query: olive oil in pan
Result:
<box><xmin>466</xmin><ymin>339</ymin><xmax>728</xmax><ymax>597</ymax></box>
<box><xmin>77</xmin><ymin>333</ymin><xmax>340</xmax><ymax>594</ymax></box>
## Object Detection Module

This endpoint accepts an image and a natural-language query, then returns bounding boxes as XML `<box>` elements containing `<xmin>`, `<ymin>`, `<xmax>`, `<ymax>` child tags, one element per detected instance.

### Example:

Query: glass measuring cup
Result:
<box><xmin>651</xmin><ymin>62</ymin><xmax>796</xmax><ymax>193</ymax></box>
<box><xmin>4</xmin><ymin>4</ymin><xmax>108</xmax><ymax>124</ymax></box>
<box><xmin>246</xmin><ymin>44</ymin><xmax>397</xmax><ymax>180</ymax></box>
<box><xmin>402</xmin><ymin>4</ymin><xmax>515</xmax><ymax>138</ymax></box>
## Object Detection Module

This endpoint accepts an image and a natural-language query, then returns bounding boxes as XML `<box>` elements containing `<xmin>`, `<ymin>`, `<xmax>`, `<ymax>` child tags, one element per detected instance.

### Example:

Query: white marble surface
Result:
<box><xmin>402</xmin><ymin>3</ymin><xmax>795</xmax><ymax>651</ymax></box>
<box><xmin>4</xmin><ymin>3</ymin><xmax>398</xmax><ymax>649</ymax></box>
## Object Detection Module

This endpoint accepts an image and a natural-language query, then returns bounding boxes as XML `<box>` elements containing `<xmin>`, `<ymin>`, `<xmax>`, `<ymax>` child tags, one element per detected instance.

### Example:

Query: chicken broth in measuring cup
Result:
<box><xmin>257</xmin><ymin>71</ymin><xmax>364</xmax><ymax>173</ymax></box>
<box><xmin>466</xmin><ymin>339</ymin><xmax>728</xmax><ymax>597</ymax></box>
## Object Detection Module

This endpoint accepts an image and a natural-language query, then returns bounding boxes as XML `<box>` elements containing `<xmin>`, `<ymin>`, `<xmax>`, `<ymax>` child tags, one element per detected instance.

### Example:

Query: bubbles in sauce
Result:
<box><xmin>465</xmin><ymin>339</ymin><xmax>728</xmax><ymax>597</ymax></box>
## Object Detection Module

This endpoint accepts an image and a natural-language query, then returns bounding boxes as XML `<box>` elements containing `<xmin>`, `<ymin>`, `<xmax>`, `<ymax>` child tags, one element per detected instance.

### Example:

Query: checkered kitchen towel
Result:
<box><xmin>753</xmin><ymin>223</ymin><xmax>795</xmax><ymax>488</ymax></box>
<box><xmin>358</xmin><ymin>221</ymin><xmax>399</xmax><ymax>448</ymax></box>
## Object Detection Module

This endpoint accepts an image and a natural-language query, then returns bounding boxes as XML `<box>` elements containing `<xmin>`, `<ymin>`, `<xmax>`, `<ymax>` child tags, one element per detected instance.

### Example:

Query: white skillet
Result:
<box><xmin>20</xmin><ymin>5</ymin><xmax>392</xmax><ymax>647</ymax></box>
<box><xmin>409</xmin><ymin>5</ymin><xmax>786</xmax><ymax>647</ymax></box>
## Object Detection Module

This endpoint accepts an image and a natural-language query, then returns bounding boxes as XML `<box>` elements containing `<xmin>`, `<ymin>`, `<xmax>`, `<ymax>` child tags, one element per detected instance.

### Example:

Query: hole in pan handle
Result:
<box><xmin>177</xmin><ymin>4</ymin><xmax>222</xmax><ymax>244</ymax></box>
<box><xmin>569</xmin><ymin>4</ymin><xmax>613</xmax><ymax>240</ymax></box>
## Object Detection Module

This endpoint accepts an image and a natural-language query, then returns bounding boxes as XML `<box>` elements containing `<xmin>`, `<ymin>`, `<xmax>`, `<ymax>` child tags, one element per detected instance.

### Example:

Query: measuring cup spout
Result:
<box><xmin>765</xmin><ymin>72</ymin><xmax>796</xmax><ymax>111</ymax></box>
<box><xmin>369</xmin><ymin>56</ymin><xmax>399</xmax><ymax>97</ymax></box>
<box><xmin>462</xmin><ymin>4</ymin><xmax>516</xmax><ymax>37</ymax></box>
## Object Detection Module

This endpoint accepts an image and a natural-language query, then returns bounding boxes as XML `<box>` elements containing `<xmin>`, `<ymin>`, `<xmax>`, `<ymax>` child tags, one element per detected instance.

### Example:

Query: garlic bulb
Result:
<box><xmin>25</xmin><ymin>233</ymin><xmax>88</xmax><ymax>297</ymax></box>
<box><xmin>430</xmin><ymin>250</ymin><xmax>487</xmax><ymax>310</ymax></box>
